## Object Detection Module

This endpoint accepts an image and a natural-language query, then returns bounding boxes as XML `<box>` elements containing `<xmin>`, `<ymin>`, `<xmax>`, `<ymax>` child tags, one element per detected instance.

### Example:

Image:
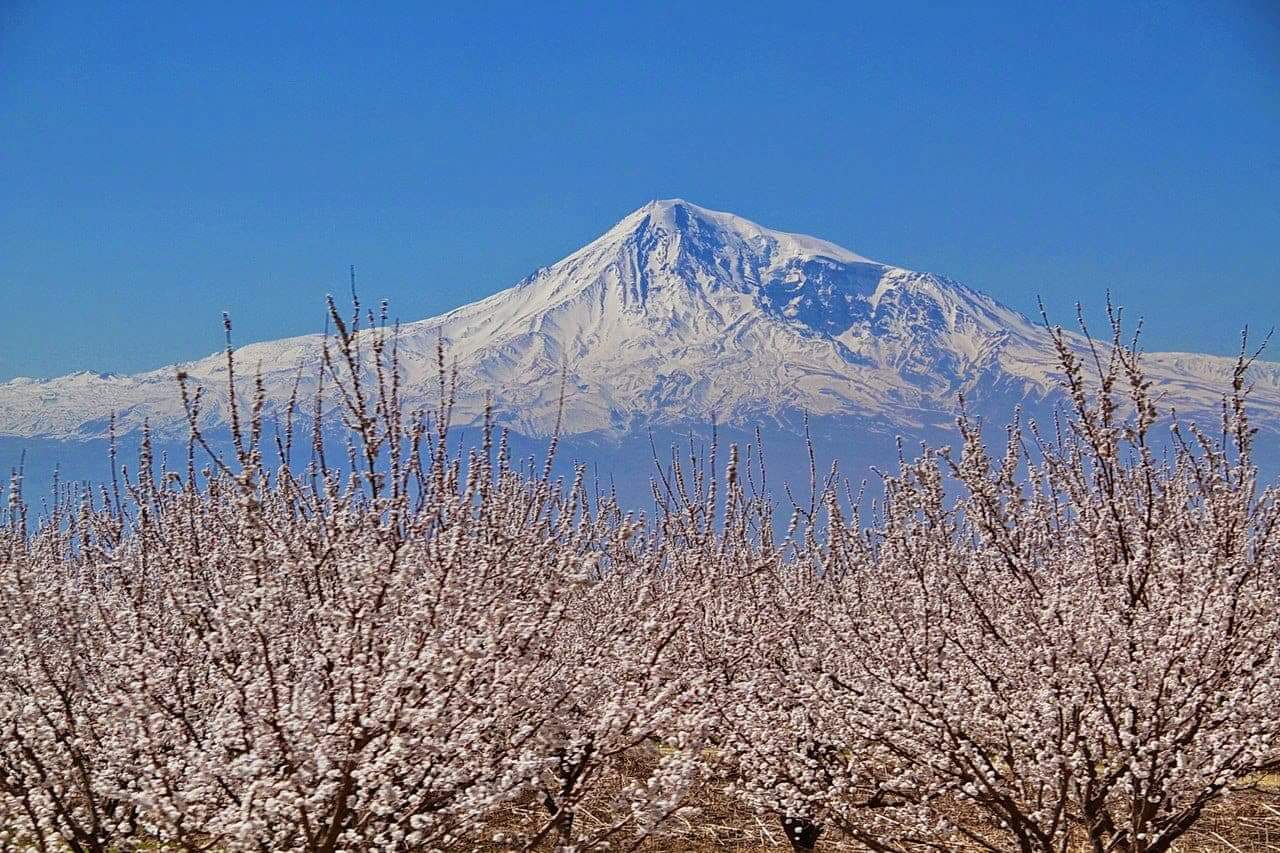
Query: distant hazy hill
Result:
<box><xmin>6</xmin><ymin>200</ymin><xmax>1278</xmax><ymax>500</ymax></box>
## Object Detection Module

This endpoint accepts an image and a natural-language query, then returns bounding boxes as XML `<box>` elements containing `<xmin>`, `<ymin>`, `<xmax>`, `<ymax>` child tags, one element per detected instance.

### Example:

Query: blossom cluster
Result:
<box><xmin>0</xmin><ymin>304</ymin><xmax>1275</xmax><ymax>852</ymax></box>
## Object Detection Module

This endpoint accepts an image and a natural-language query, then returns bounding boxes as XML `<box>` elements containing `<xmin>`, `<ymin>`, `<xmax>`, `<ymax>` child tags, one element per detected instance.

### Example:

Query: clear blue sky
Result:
<box><xmin>2</xmin><ymin>0</ymin><xmax>1278</xmax><ymax>380</ymax></box>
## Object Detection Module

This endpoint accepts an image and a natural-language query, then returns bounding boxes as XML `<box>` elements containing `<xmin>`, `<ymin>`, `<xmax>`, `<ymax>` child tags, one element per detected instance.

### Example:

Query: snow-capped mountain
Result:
<box><xmin>4</xmin><ymin>199</ymin><xmax>1280</xmax><ymax>443</ymax></box>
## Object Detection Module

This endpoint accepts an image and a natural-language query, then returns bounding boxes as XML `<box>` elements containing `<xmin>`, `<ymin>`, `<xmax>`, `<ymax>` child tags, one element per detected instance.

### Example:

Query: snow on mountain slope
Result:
<box><xmin>3</xmin><ymin>199</ymin><xmax>1277</xmax><ymax>440</ymax></box>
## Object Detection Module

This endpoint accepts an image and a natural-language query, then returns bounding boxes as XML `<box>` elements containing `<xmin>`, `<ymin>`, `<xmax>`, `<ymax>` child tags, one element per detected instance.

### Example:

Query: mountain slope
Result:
<box><xmin>4</xmin><ymin>199</ymin><xmax>1279</xmax><ymax>441</ymax></box>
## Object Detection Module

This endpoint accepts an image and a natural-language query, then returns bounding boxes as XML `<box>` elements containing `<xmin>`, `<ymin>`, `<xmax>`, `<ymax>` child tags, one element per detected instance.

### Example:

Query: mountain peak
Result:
<box><xmin>643</xmin><ymin>196</ymin><xmax>697</xmax><ymax>213</ymax></box>
<box><xmin>603</xmin><ymin>199</ymin><xmax>881</xmax><ymax>267</ymax></box>
<box><xmin>605</xmin><ymin>198</ymin><xmax>712</xmax><ymax>240</ymax></box>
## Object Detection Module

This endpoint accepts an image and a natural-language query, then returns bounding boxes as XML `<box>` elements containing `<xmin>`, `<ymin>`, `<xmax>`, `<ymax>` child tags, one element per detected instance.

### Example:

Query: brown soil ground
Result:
<box><xmin>492</xmin><ymin>769</ymin><xmax>1280</xmax><ymax>852</ymax></box>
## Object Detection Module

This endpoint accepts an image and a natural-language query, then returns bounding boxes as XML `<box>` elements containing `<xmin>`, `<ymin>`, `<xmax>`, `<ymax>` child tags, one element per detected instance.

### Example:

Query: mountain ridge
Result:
<box><xmin>5</xmin><ymin>199</ymin><xmax>1280</xmax><ymax>441</ymax></box>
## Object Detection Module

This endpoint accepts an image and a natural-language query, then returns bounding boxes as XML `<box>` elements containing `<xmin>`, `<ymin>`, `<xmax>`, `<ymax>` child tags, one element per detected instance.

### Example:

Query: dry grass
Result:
<box><xmin>1180</xmin><ymin>785</ymin><xmax>1280</xmax><ymax>853</ymax></box>
<box><xmin>485</xmin><ymin>758</ymin><xmax>1280</xmax><ymax>852</ymax></box>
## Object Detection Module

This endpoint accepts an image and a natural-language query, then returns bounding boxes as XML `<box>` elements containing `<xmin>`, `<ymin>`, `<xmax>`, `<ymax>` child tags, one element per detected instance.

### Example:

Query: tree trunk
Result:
<box><xmin>780</xmin><ymin>815</ymin><xmax>822</xmax><ymax>851</ymax></box>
